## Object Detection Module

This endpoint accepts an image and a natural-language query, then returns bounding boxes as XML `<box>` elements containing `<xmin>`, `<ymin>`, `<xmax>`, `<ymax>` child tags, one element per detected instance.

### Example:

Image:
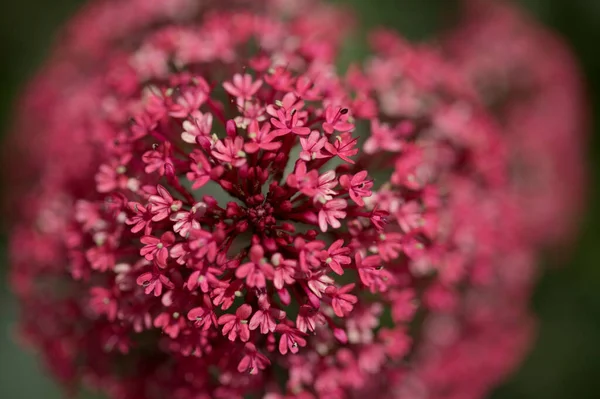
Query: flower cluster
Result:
<box><xmin>7</xmin><ymin>1</ymin><xmax>584</xmax><ymax>399</ymax></box>
<box><xmin>444</xmin><ymin>0</ymin><xmax>588</xmax><ymax>247</ymax></box>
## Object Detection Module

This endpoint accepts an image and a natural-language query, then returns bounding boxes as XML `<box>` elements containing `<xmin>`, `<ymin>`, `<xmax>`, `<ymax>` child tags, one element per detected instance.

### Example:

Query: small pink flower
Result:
<box><xmin>218</xmin><ymin>304</ymin><xmax>252</xmax><ymax>342</ymax></box>
<box><xmin>319</xmin><ymin>239</ymin><xmax>351</xmax><ymax>275</ymax></box>
<box><xmin>95</xmin><ymin>154</ymin><xmax>131</xmax><ymax>193</ymax></box>
<box><xmin>370</xmin><ymin>208</ymin><xmax>390</xmax><ymax>232</ymax></box>
<box><xmin>211</xmin><ymin>280</ymin><xmax>243</xmax><ymax>311</ymax></box>
<box><xmin>323</xmin><ymin>105</ymin><xmax>354</xmax><ymax>134</ymax></box>
<box><xmin>141</xmin><ymin>142</ymin><xmax>174</xmax><ymax>176</ymax></box>
<box><xmin>212</xmin><ymin>136</ymin><xmax>247</xmax><ymax>167</ymax></box>
<box><xmin>326</xmin><ymin>283</ymin><xmax>357</xmax><ymax>317</ymax></box>
<box><xmin>187</xmin><ymin>296</ymin><xmax>218</xmax><ymax>331</ymax></box>
<box><xmin>356</xmin><ymin>253</ymin><xmax>393</xmax><ymax>293</ymax></box>
<box><xmin>185</xmin><ymin>266</ymin><xmax>221</xmax><ymax>292</ymax></box>
<box><xmin>182</xmin><ymin>111</ymin><xmax>213</xmax><ymax>144</ymax></box>
<box><xmin>169</xmin><ymin>83</ymin><xmax>209</xmax><ymax>118</ymax></box>
<box><xmin>243</xmin><ymin>121</ymin><xmax>282</xmax><ymax>153</ymax></box>
<box><xmin>376</xmin><ymin>232</ymin><xmax>403</xmax><ymax>261</ymax></box>
<box><xmin>271</xmin><ymin>253</ymin><xmax>296</xmax><ymax>290</ymax></box>
<box><xmin>270</xmin><ymin>108</ymin><xmax>310</xmax><ymax>137</ymax></box>
<box><xmin>363</xmin><ymin>119</ymin><xmax>407</xmax><ymax>154</ymax></box>
<box><xmin>286</xmin><ymin>161</ymin><xmax>319</xmax><ymax>196</ymax></box>
<box><xmin>296</xmin><ymin>305</ymin><xmax>326</xmax><ymax>333</ymax></box>
<box><xmin>140</xmin><ymin>231</ymin><xmax>176</xmax><ymax>268</ymax></box>
<box><xmin>89</xmin><ymin>287</ymin><xmax>118</xmax><ymax>321</ymax></box>
<box><xmin>148</xmin><ymin>185</ymin><xmax>182</xmax><ymax>222</ymax></box>
<box><xmin>325</xmin><ymin>132</ymin><xmax>359</xmax><ymax>163</ymax></box>
<box><xmin>275</xmin><ymin>325</ymin><xmax>307</xmax><ymax>355</ymax></box>
<box><xmin>85</xmin><ymin>239</ymin><xmax>116</xmax><ymax>272</ymax></box>
<box><xmin>136</xmin><ymin>271</ymin><xmax>174</xmax><ymax>297</ymax></box>
<box><xmin>236</xmin><ymin>245</ymin><xmax>275</xmax><ymax>288</ymax></box>
<box><xmin>314</xmin><ymin>170</ymin><xmax>338</xmax><ymax>203</ymax></box>
<box><xmin>154</xmin><ymin>311</ymin><xmax>186</xmax><ymax>338</ymax></box>
<box><xmin>187</xmin><ymin>150</ymin><xmax>221</xmax><ymax>190</ymax></box>
<box><xmin>318</xmin><ymin>198</ymin><xmax>347</xmax><ymax>232</ymax></box>
<box><xmin>267</xmin><ymin>92</ymin><xmax>305</xmax><ymax>117</ymax></box>
<box><xmin>340</xmin><ymin>171</ymin><xmax>373</xmax><ymax>206</ymax></box>
<box><xmin>379</xmin><ymin>328</ymin><xmax>411</xmax><ymax>360</ymax></box>
<box><xmin>223</xmin><ymin>73</ymin><xmax>263</xmax><ymax>102</ymax></box>
<box><xmin>392</xmin><ymin>145</ymin><xmax>432</xmax><ymax>190</ymax></box>
<box><xmin>299</xmin><ymin>130</ymin><xmax>328</xmax><ymax>161</ymax></box>
<box><xmin>238</xmin><ymin>343</ymin><xmax>271</xmax><ymax>375</ymax></box>
<box><xmin>295</xmin><ymin>238</ymin><xmax>326</xmax><ymax>272</ymax></box>
<box><xmin>249</xmin><ymin>297</ymin><xmax>286</xmax><ymax>334</ymax></box>
<box><xmin>170</xmin><ymin>201</ymin><xmax>206</xmax><ymax>237</ymax></box>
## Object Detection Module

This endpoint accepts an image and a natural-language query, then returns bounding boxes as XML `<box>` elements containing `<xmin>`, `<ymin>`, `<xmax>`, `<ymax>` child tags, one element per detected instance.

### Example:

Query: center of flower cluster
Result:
<box><xmin>244</xmin><ymin>201</ymin><xmax>275</xmax><ymax>231</ymax></box>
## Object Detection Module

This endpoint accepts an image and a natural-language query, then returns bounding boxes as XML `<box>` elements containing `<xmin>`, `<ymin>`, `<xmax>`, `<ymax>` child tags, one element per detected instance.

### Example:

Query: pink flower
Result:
<box><xmin>187</xmin><ymin>296</ymin><xmax>218</xmax><ymax>331</ymax></box>
<box><xmin>185</xmin><ymin>266</ymin><xmax>221</xmax><ymax>292</ymax></box>
<box><xmin>326</xmin><ymin>283</ymin><xmax>358</xmax><ymax>317</ymax></box>
<box><xmin>379</xmin><ymin>328</ymin><xmax>411</xmax><ymax>359</ymax></box>
<box><xmin>140</xmin><ymin>231</ymin><xmax>176</xmax><ymax>268</ymax></box>
<box><xmin>299</xmin><ymin>130</ymin><xmax>328</xmax><ymax>161</ymax></box>
<box><xmin>318</xmin><ymin>198</ymin><xmax>347</xmax><ymax>232</ymax></box>
<box><xmin>223</xmin><ymin>73</ymin><xmax>263</xmax><ymax>102</ymax></box>
<box><xmin>356</xmin><ymin>253</ymin><xmax>393</xmax><ymax>293</ymax></box>
<box><xmin>236</xmin><ymin>245</ymin><xmax>275</xmax><ymax>288</ymax></box>
<box><xmin>296</xmin><ymin>305</ymin><xmax>326</xmax><ymax>333</ymax></box>
<box><xmin>169</xmin><ymin>84</ymin><xmax>209</xmax><ymax>118</ymax></box>
<box><xmin>95</xmin><ymin>155</ymin><xmax>131</xmax><ymax>193</ymax></box>
<box><xmin>148</xmin><ymin>185</ymin><xmax>182</xmax><ymax>221</ymax></box>
<box><xmin>238</xmin><ymin>343</ymin><xmax>271</xmax><ymax>375</ymax></box>
<box><xmin>89</xmin><ymin>287</ymin><xmax>118</xmax><ymax>321</ymax></box>
<box><xmin>243</xmin><ymin>121</ymin><xmax>282</xmax><ymax>153</ymax></box>
<box><xmin>249</xmin><ymin>296</ymin><xmax>286</xmax><ymax>334</ymax></box>
<box><xmin>170</xmin><ymin>201</ymin><xmax>205</xmax><ymax>237</ymax></box>
<box><xmin>126</xmin><ymin>202</ymin><xmax>153</xmax><ymax>235</ymax></box>
<box><xmin>339</xmin><ymin>171</ymin><xmax>373</xmax><ymax>206</ymax></box>
<box><xmin>187</xmin><ymin>150</ymin><xmax>221</xmax><ymax>190</ymax></box>
<box><xmin>136</xmin><ymin>271</ymin><xmax>174</xmax><ymax>297</ymax></box>
<box><xmin>286</xmin><ymin>161</ymin><xmax>319</xmax><ymax>196</ymax></box>
<box><xmin>182</xmin><ymin>111</ymin><xmax>213</xmax><ymax>144</ymax></box>
<box><xmin>218</xmin><ymin>304</ymin><xmax>252</xmax><ymax>342</ymax></box>
<box><xmin>295</xmin><ymin>237</ymin><xmax>326</xmax><ymax>272</ymax></box>
<box><xmin>142</xmin><ymin>142</ymin><xmax>174</xmax><ymax>176</ymax></box>
<box><xmin>270</xmin><ymin>109</ymin><xmax>310</xmax><ymax>137</ymax></box>
<box><xmin>85</xmin><ymin>238</ymin><xmax>116</xmax><ymax>272</ymax></box>
<box><xmin>319</xmin><ymin>239</ymin><xmax>351</xmax><ymax>275</ymax></box>
<box><xmin>271</xmin><ymin>253</ymin><xmax>296</xmax><ymax>290</ymax></box>
<box><xmin>212</xmin><ymin>136</ymin><xmax>247</xmax><ymax>167</ymax></box>
<box><xmin>287</xmin><ymin>162</ymin><xmax>338</xmax><ymax>202</ymax></box>
<box><xmin>323</xmin><ymin>105</ymin><xmax>354</xmax><ymax>134</ymax></box>
<box><xmin>370</xmin><ymin>208</ymin><xmax>390</xmax><ymax>232</ymax></box>
<box><xmin>154</xmin><ymin>311</ymin><xmax>186</xmax><ymax>338</ymax></box>
<box><xmin>324</xmin><ymin>132</ymin><xmax>359</xmax><ymax>163</ymax></box>
<box><xmin>363</xmin><ymin>119</ymin><xmax>407</xmax><ymax>154</ymax></box>
<box><xmin>389</xmin><ymin>289</ymin><xmax>417</xmax><ymax>323</ymax></box>
<box><xmin>275</xmin><ymin>325</ymin><xmax>307</xmax><ymax>355</ymax></box>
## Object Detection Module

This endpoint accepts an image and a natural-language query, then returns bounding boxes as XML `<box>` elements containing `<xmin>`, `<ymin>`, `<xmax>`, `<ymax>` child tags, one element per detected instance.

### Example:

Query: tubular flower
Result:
<box><xmin>443</xmin><ymin>0</ymin><xmax>588</xmax><ymax>247</ymax></box>
<box><xmin>7</xmin><ymin>1</ymin><xmax>561</xmax><ymax>399</ymax></box>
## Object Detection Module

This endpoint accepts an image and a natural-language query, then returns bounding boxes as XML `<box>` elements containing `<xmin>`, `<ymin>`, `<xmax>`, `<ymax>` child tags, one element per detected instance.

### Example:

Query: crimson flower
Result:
<box><xmin>7</xmin><ymin>0</ymin><xmax>583</xmax><ymax>398</ymax></box>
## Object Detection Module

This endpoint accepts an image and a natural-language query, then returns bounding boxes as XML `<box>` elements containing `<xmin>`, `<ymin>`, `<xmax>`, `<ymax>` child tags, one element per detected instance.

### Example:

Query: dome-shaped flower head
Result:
<box><xmin>9</xmin><ymin>1</ymin><xmax>540</xmax><ymax>399</ymax></box>
<box><xmin>443</xmin><ymin>0</ymin><xmax>588</xmax><ymax>247</ymax></box>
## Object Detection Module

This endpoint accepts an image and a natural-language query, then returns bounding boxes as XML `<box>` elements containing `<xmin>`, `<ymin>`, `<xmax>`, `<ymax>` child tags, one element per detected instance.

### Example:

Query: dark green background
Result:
<box><xmin>1</xmin><ymin>1</ymin><xmax>599</xmax><ymax>398</ymax></box>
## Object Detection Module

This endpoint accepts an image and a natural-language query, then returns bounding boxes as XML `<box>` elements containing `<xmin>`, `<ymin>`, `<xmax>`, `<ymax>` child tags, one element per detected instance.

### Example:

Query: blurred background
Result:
<box><xmin>0</xmin><ymin>0</ymin><xmax>599</xmax><ymax>398</ymax></box>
